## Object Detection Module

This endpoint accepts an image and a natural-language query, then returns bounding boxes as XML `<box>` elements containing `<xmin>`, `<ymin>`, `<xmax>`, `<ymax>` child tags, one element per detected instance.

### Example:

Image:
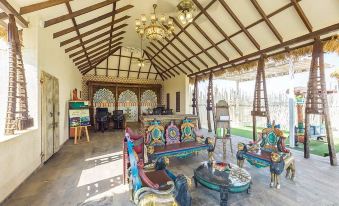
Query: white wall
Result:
<box><xmin>0</xmin><ymin>16</ymin><xmax>82</xmax><ymax>203</ymax></box>
<box><xmin>162</xmin><ymin>74</ymin><xmax>190</xmax><ymax>114</ymax></box>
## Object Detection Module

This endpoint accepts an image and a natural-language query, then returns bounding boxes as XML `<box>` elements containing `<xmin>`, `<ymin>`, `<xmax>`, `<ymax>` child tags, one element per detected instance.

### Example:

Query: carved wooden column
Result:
<box><xmin>207</xmin><ymin>72</ymin><xmax>215</xmax><ymax>132</ymax></box>
<box><xmin>5</xmin><ymin>14</ymin><xmax>32</xmax><ymax>135</ymax></box>
<box><xmin>251</xmin><ymin>55</ymin><xmax>270</xmax><ymax>141</ymax></box>
<box><xmin>304</xmin><ymin>38</ymin><xmax>337</xmax><ymax>166</ymax></box>
<box><xmin>192</xmin><ymin>77</ymin><xmax>201</xmax><ymax>129</ymax></box>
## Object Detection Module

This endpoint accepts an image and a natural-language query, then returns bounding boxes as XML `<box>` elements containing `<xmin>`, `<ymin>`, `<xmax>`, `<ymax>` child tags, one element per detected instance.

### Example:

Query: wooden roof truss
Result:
<box><xmin>2</xmin><ymin>0</ymin><xmax>338</xmax><ymax>80</ymax></box>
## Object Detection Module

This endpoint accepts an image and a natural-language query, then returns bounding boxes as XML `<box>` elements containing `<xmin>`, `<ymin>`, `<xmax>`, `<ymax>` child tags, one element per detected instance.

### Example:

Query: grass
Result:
<box><xmin>230</xmin><ymin>126</ymin><xmax>339</xmax><ymax>157</ymax></box>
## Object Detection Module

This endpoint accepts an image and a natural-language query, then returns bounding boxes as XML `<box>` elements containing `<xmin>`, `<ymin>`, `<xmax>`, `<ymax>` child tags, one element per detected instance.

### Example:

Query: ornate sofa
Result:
<box><xmin>145</xmin><ymin>118</ymin><xmax>213</xmax><ymax>163</ymax></box>
<box><xmin>236</xmin><ymin>122</ymin><xmax>295</xmax><ymax>189</ymax></box>
<box><xmin>125</xmin><ymin>134</ymin><xmax>192</xmax><ymax>206</ymax></box>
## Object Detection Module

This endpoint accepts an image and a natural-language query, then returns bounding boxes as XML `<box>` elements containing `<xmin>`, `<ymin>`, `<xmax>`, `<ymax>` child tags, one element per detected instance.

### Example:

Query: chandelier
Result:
<box><xmin>177</xmin><ymin>0</ymin><xmax>196</xmax><ymax>24</ymax></box>
<box><xmin>135</xmin><ymin>4</ymin><xmax>175</xmax><ymax>41</ymax></box>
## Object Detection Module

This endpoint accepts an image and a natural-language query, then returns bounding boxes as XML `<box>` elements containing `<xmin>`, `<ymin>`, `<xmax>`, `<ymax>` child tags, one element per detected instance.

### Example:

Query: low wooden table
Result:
<box><xmin>193</xmin><ymin>162</ymin><xmax>251</xmax><ymax>206</ymax></box>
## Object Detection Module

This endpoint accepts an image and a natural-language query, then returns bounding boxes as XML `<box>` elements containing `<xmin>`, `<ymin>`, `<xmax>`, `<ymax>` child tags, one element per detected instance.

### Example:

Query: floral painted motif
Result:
<box><xmin>141</xmin><ymin>90</ymin><xmax>158</xmax><ymax>114</ymax></box>
<box><xmin>93</xmin><ymin>88</ymin><xmax>115</xmax><ymax>107</ymax></box>
<box><xmin>118</xmin><ymin>90</ymin><xmax>138</xmax><ymax>122</ymax></box>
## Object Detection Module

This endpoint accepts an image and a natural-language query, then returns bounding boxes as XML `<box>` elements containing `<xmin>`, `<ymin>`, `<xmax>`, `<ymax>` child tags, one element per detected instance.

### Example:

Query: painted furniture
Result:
<box><xmin>193</xmin><ymin>162</ymin><xmax>231</xmax><ymax>206</ymax></box>
<box><xmin>142</xmin><ymin>116</ymin><xmax>213</xmax><ymax>163</ymax></box>
<box><xmin>194</xmin><ymin>162</ymin><xmax>251</xmax><ymax>203</ymax></box>
<box><xmin>215</xmin><ymin>100</ymin><xmax>233</xmax><ymax>161</ymax></box>
<box><xmin>123</xmin><ymin>128</ymin><xmax>144</xmax><ymax>184</ymax></box>
<box><xmin>236</xmin><ymin>122</ymin><xmax>296</xmax><ymax>189</ymax></box>
<box><xmin>125</xmin><ymin>134</ymin><xmax>192</xmax><ymax>206</ymax></box>
<box><xmin>165</xmin><ymin>121</ymin><xmax>180</xmax><ymax>144</ymax></box>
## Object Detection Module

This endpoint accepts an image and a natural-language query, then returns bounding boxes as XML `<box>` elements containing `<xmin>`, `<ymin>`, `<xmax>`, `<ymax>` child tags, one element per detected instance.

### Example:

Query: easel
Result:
<box><xmin>215</xmin><ymin>100</ymin><xmax>233</xmax><ymax>162</ymax></box>
<box><xmin>73</xmin><ymin>126</ymin><xmax>90</xmax><ymax>144</ymax></box>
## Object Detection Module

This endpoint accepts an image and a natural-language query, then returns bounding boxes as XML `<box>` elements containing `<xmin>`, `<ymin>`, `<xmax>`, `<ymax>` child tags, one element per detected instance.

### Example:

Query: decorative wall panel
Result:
<box><xmin>93</xmin><ymin>88</ymin><xmax>115</xmax><ymax>107</ymax></box>
<box><xmin>141</xmin><ymin>90</ymin><xmax>158</xmax><ymax>114</ymax></box>
<box><xmin>118</xmin><ymin>90</ymin><xmax>138</xmax><ymax>122</ymax></box>
<box><xmin>82</xmin><ymin>74</ymin><xmax>162</xmax><ymax>100</ymax></box>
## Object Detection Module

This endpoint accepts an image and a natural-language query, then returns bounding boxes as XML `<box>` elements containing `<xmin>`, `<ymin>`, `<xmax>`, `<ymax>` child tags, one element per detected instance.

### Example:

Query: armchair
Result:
<box><xmin>95</xmin><ymin>108</ymin><xmax>109</xmax><ymax>132</ymax></box>
<box><xmin>112</xmin><ymin>110</ymin><xmax>125</xmax><ymax>129</ymax></box>
<box><xmin>125</xmin><ymin>134</ymin><xmax>192</xmax><ymax>206</ymax></box>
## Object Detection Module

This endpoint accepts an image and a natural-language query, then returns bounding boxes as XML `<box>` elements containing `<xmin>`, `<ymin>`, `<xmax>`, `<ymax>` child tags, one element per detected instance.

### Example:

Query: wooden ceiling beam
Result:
<box><xmin>167</xmin><ymin>1</ymin><xmax>303</xmax><ymax>72</ymax></box>
<box><xmin>192</xmin><ymin>0</ymin><xmax>243</xmax><ymax>56</ymax></box>
<box><xmin>163</xmin><ymin>38</ymin><xmax>200</xmax><ymax>72</ymax></box>
<box><xmin>146</xmin><ymin>61</ymin><xmax>153</xmax><ymax>79</ymax></box>
<box><xmin>44</xmin><ymin>0</ymin><xmax>120</xmax><ymax>27</ymax></box>
<box><xmin>75</xmin><ymin>42</ymin><xmax>122</xmax><ymax>65</ymax></box>
<box><xmin>291</xmin><ymin>0</ymin><xmax>312</xmax><ymax>32</ymax></box>
<box><xmin>65</xmin><ymin>30</ymin><xmax>125</xmax><ymax>53</ymax></box>
<box><xmin>0</xmin><ymin>12</ymin><xmax>7</xmax><ymax>19</ymax></box>
<box><xmin>189</xmin><ymin>23</ymin><xmax>339</xmax><ymax>77</ymax></box>
<box><xmin>53</xmin><ymin>4</ymin><xmax>132</xmax><ymax>38</ymax></box>
<box><xmin>73</xmin><ymin>38</ymin><xmax>122</xmax><ymax>62</ymax></box>
<box><xmin>144</xmin><ymin>51</ymin><xmax>172</xmax><ymax>79</ymax></box>
<box><xmin>60</xmin><ymin>17</ymin><xmax>128</xmax><ymax>46</ymax></box>
<box><xmin>111</xmin><ymin>54</ymin><xmax>149</xmax><ymax>60</ymax></box>
<box><xmin>127</xmin><ymin>52</ymin><xmax>133</xmax><ymax>78</ymax></box>
<box><xmin>250</xmin><ymin>0</ymin><xmax>283</xmax><ymax>43</ymax></box>
<box><xmin>154</xmin><ymin>41</ymin><xmax>193</xmax><ymax>74</ymax></box>
<box><xmin>69</xmin><ymin>35</ymin><xmax>124</xmax><ymax>58</ymax></box>
<box><xmin>173</xmin><ymin>18</ymin><xmax>218</xmax><ymax>65</ymax></box>
<box><xmin>172</xmin><ymin>36</ymin><xmax>208</xmax><ymax>68</ymax></box>
<box><xmin>20</xmin><ymin>0</ymin><xmax>72</xmax><ymax>15</ymax></box>
<box><xmin>150</xmin><ymin>43</ymin><xmax>191</xmax><ymax>74</ymax></box>
<box><xmin>218</xmin><ymin>0</ymin><xmax>260</xmax><ymax>50</ymax></box>
<box><xmin>96</xmin><ymin>67</ymin><xmax>158</xmax><ymax>74</ymax></box>
<box><xmin>117</xmin><ymin>48</ymin><xmax>121</xmax><ymax>77</ymax></box>
<box><xmin>192</xmin><ymin>21</ymin><xmax>229</xmax><ymax>61</ymax></box>
<box><xmin>65</xmin><ymin>2</ymin><xmax>92</xmax><ymax>70</ymax></box>
<box><xmin>0</xmin><ymin>0</ymin><xmax>28</xmax><ymax>28</ymax></box>
<box><xmin>149</xmin><ymin>0</ymin><xmax>216</xmax><ymax>60</ymax></box>
<box><xmin>79</xmin><ymin>46</ymin><xmax>119</xmax><ymax>70</ymax></box>
<box><xmin>144</xmin><ymin>51</ymin><xmax>167</xmax><ymax>80</ymax></box>
<box><xmin>107</xmin><ymin>2</ymin><xmax>117</xmax><ymax>77</ymax></box>
<box><xmin>147</xmin><ymin>46</ymin><xmax>181</xmax><ymax>75</ymax></box>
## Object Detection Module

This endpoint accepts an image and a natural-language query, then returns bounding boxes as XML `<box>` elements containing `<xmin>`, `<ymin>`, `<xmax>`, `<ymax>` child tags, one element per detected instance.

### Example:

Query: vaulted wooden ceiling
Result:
<box><xmin>1</xmin><ymin>0</ymin><xmax>339</xmax><ymax>81</ymax></box>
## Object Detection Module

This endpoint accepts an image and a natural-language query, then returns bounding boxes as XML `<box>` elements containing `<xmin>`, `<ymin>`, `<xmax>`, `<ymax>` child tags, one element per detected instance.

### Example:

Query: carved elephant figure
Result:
<box><xmin>236</xmin><ymin>143</ymin><xmax>247</xmax><ymax>168</ymax></box>
<box><xmin>270</xmin><ymin>153</ymin><xmax>285</xmax><ymax>189</ymax></box>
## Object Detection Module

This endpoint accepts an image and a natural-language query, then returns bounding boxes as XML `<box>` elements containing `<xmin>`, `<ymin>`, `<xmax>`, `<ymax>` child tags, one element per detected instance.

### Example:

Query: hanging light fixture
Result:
<box><xmin>135</xmin><ymin>4</ymin><xmax>175</xmax><ymax>41</ymax></box>
<box><xmin>133</xmin><ymin>38</ymin><xmax>150</xmax><ymax>67</ymax></box>
<box><xmin>177</xmin><ymin>0</ymin><xmax>196</xmax><ymax>25</ymax></box>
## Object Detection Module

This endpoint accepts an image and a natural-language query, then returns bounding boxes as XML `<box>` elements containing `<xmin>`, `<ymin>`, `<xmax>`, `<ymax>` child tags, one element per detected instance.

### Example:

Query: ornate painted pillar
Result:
<box><xmin>207</xmin><ymin>72</ymin><xmax>215</xmax><ymax>132</ymax></box>
<box><xmin>192</xmin><ymin>77</ymin><xmax>201</xmax><ymax>129</ymax></box>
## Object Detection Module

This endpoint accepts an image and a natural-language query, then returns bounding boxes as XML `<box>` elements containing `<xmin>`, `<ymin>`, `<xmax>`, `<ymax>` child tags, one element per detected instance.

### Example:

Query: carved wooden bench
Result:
<box><xmin>125</xmin><ymin>134</ymin><xmax>192</xmax><ymax>206</ymax></box>
<box><xmin>236</xmin><ymin>122</ymin><xmax>296</xmax><ymax>189</ymax></box>
<box><xmin>145</xmin><ymin>118</ymin><xmax>213</xmax><ymax>163</ymax></box>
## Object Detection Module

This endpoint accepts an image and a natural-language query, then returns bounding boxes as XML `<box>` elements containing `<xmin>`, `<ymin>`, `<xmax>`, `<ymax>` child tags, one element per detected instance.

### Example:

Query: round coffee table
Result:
<box><xmin>193</xmin><ymin>162</ymin><xmax>251</xmax><ymax>206</ymax></box>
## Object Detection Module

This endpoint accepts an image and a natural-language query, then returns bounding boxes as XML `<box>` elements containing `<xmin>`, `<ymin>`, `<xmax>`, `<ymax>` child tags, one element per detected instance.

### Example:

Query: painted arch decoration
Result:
<box><xmin>93</xmin><ymin>88</ymin><xmax>115</xmax><ymax>107</ymax></box>
<box><xmin>141</xmin><ymin>90</ymin><xmax>158</xmax><ymax>114</ymax></box>
<box><xmin>118</xmin><ymin>90</ymin><xmax>138</xmax><ymax>122</ymax></box>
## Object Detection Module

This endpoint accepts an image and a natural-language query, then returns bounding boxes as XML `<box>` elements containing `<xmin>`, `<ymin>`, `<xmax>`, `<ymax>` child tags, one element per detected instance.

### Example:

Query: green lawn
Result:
<box><xmin>231</xmin><ymin>126</ymin><xmax>339</xmax><ymax>157</ymax></box>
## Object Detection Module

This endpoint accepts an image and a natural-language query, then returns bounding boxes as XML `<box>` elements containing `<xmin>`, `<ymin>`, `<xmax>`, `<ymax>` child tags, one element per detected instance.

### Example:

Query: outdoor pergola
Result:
<box><xmin>0</xmin><ymin>0</ymin><xmax>338</xmax><ymax>205</ymax></box>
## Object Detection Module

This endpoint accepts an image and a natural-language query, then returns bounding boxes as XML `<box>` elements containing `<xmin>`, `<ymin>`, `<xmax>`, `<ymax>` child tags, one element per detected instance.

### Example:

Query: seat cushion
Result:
<box><xmin>142</xmin><ymin>170</ymin><xmax>173</xmax><ymax>190</ymax></box>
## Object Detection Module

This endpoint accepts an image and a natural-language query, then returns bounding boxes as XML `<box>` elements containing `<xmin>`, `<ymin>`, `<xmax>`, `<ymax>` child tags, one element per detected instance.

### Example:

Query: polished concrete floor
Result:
<box><xmin>2</xmin><ymin>124</ymin><xmax>339</xmax><ymax>206</ymax></box>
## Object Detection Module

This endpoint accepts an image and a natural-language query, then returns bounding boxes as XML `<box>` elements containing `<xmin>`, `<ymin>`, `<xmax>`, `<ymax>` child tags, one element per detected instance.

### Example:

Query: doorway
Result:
<box><xmin>40</xmin><ymin>71</ymin><xmax>60</xmax><ymax>162</ymax></box>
